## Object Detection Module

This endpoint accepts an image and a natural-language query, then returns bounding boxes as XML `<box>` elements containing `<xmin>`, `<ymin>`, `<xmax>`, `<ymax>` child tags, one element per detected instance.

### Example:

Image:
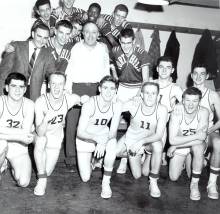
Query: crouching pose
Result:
<box><xmin>168</xmin><ymin>87</ymin><xmax>209</xmax><ymax>201</ymax></box>
<box><xmin>102</xmin><ymin>82</ymin><xmax>168</xmax><ymax>199</ymax></box>
<box><xmin>34</xmin><ymin>72</ymin><xmax>88</xmax><ymax>196</ymax></box>
<box><xmin>76</xmin><ymin>76</ymin><xmax>121</xmax><ymax>186</ymax></box>
<box><xmin>0</xmin><ymin>73</ymin><xmax>34</xmax><ymax>186</ymax></box>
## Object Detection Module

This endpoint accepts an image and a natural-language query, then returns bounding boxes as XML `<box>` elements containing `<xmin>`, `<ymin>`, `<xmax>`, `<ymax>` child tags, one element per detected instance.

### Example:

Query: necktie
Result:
<box><xmin>28</xmin><ymin>48</ymin><xmax>37</xmax><ymax>76</ymax></box>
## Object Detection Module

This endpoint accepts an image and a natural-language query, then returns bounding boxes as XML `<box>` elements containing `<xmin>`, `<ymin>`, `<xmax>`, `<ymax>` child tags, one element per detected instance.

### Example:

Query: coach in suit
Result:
<box><xmin>0</xmin><ymin>23</ymin><xmax>55</xmax><ymax>101</ymax></box>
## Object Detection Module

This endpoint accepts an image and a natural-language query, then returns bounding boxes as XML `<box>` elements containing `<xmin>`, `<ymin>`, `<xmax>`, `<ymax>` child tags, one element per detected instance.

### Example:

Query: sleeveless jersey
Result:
<box><xmin>200</xmin><ymin>88</ymin><xmax>214</xmax><ymax>127</ymax></box>
<box><xmin>179</xmin><ymin>109</ymin><xmax>199</xmax><ymax>137</ymax></box>
<box><xmin>159</xmin><ymin>82</ymin><xmax>176</xmax><ymax>113</ymax></box>
<box><xmin>0</xmin><ymin>96</ymin><xmax>25</xmax><ymax>129</ymax></box>
<box><xmin>86</xmin><ymin>96</ymin><xmax>114</xmax><ymax>135</ymax></box>
<box><xmin>126</xmin><ymin>102</ymin><xmax>158</xmax><ymax>140</ymax></box>
<box><xmin>43</xmin><ymin>94</ymin><xmax>68</xmax><ymax>137</ymax></box>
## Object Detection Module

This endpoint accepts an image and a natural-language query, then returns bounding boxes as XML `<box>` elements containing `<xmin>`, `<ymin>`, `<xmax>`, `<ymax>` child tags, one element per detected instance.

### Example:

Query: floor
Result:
<box><xmin>1</xmin><ymin>149</ymin><xmax>220</xmax><ymax>214</ymax></box>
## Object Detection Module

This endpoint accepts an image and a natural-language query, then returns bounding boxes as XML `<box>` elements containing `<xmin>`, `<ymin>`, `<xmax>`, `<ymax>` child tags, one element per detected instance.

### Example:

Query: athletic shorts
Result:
<box><xmin>76</xmin><ymin>137</ymin><xmax>96</xmax><ymax>153</ymax></box>
<box><xmin>7</xmin><ymin>141</ymin><xmax>28</xmax><ymax>159</ymax></box>
<box><xmin>174</xmin><ymin>148</ymin><xmax>191</xmax><ymax>157</ymax></box>
<box><xmin>46</xmin><ymin>133</ymin><xmax>64</xmax><ymax>150</ymax></box>
<box><xmin>117</xmin><ymin>83</ymin><xmax>141</xmax><ymax>102</ymax></box>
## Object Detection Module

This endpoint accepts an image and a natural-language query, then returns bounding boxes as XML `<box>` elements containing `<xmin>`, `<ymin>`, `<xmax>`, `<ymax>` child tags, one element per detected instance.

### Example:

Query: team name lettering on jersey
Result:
<box><xmin>116</xmin><ymin>54</ymin><xmax>140</xmax><ymax>71</ymax></box>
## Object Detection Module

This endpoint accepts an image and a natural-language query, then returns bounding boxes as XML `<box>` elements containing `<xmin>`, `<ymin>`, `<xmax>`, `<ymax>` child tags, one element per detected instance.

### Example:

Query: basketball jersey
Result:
<box><xmin>200</xmin><ymin>88</ymin><xmax>214</xmax><ymax>127</ymax></box>
<box><xmin>43</xmin><ymin>94</ymin><xmax>68</xmax><ymax>138</ymax></box>
<box><xmin>126</xmin><ymin>102</ymin><xmax>158</xmax><ymax>140</ymax></box>
<box><xmin>159</xmin><ymin>83</ymin><xmax>176</xmax><ymax>113</ymax></box>
<box><xmin>179</xmin><ymin>109</ymin><xmax>199</xmax><ymax>137</ymax></box>
<box><xmin>86</xmin><ymin>96</ymin><xmax>114</xmax><ymax>135</ymax></box>
<box><xmin>45</xmin><ymin>38</ymin><xmax>74</xmax><ymax>73</ymax></box>
<box><xmin>112</xmin><ymin>46</ymin><xmax>151</xmax><ymax>84</ymax></box>
<box><xmin>0</xmin><ymin>96</ymin><xmax>25</xmax><ymax>129</ymax></box>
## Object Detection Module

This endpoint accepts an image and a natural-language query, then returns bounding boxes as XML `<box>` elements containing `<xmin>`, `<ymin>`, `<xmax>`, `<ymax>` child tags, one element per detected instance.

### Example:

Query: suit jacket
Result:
<box><xmin>0</xmin><ymin>40</ymin><xmax>55</xmax><ymax>101</ymax></box>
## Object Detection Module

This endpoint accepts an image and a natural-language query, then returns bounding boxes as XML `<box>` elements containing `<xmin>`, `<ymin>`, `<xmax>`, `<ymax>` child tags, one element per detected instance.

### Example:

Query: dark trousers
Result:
<box><xmin>64</xmin><ymin>82</ymin><xmax>98</xmax><ymax>165</ymax></box>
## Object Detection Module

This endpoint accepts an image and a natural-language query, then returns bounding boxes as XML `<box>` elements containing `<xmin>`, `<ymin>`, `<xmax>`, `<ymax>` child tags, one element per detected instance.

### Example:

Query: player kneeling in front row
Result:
<box><xmin>34</xmin><ymin>72</ymin><xmax>89</xmax><ymax>196</ymax></box>
<box><xmin>0</xmin><ymin>73</ymin><xmax>34</xmax><ymax>186</ymax></box>
<box><xmin>102</xmin><ymin>82</ymin><xmax>168</xmax><ymax>199</ymax></box>
<box><xmin>76</xmin><ymin>76</ymin><xmax>122</xmax><ymax>197</ymax></box>
<box><xmin>168</xmin><ymin>87</ymin><xmax>209</xmax><ymax>201</ymax></box>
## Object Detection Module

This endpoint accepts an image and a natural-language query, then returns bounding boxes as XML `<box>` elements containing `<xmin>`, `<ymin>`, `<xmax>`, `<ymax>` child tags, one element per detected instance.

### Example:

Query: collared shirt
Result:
<box><xmin>29</xmin><ymin>40</ymin><xmax>40</xmax><ymax>66</ymax></box>
<box><xmin>65</xmin><ymin>41</ymin><xmax>110</xmax><ymax>92</ymax></box>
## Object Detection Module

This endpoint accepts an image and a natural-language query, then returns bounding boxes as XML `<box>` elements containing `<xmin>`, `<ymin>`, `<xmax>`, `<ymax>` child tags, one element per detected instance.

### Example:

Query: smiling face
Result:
<box><xmin>55</xmin><ymin>26</ymin><xmax>72</xmax><ymax>46</ymax></box>
<box><xmin>113</xmin><ymin>9</ymin><xmax>127</xmax><ymax>27</ymax></box>
<box><xmin>87</xmin><ymin>6</ymin><xmax>100</xmax><ymax>22</ymax></box>
<box><xmin>62</xmin><ymin>0</ymin><xmax>75</xmax><ymax>9</ymax></box>
<box><xmin>157</xmin><ymin>61</ymin><xmax>174</xmax><ymax>80</ymax></box>
<box><xmin>6</xmin><ymin>79</ymin><xmax>26</xmax><ymax>101</ymax></box>
<box><xmin>83</xmin><ymin>23</ymin><xmax>99</xmax><ymax>46</ymax></box>
<box><xmin>48</xmin><ymin>74</ymin><xmax>66</xmax><ymax>99</ymax></box>
<box><xmin>37</xmin><ymin>3</ymin><xmax>51</xmax><ymax>21</ymax></box>
<box><xmin>99</xmin><ymin>81</ymin><xmax>117</xmax><ymax>102</ymax></box>
<box><xmin>183</xmin><ymin>94</ymin><xmax>200</xmax><ymax>114</ymax></box>
<box><xmin>191</xmin><ymin>67</ymin><xmax>208</xmax><ymax>86</ymax></box>
<box><xmin>32</xmin><ymin>27</ymin><xmax>49</xmax><ymax>48</ymax></box>
<box><xmin>142</xmin><ymin>84</ymin><xmax>159</xmax><ymax>107</ymax></box>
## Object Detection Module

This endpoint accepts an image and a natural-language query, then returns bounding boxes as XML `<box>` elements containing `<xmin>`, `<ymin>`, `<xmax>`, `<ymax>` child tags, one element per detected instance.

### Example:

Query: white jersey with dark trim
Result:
<box><xmin>0</xmin><ymin>96</ymin><xmax>25</xmax><ymax>129</ymax></box>
<box><xmin>179</xmin><ymin>109</ymin><xmax>199</xmax><ymax>137</ymax></box>
<box><xmin>200</xmin><ymin>88</ymin><xmax>214</xmax><ymax>127</ymax></box>
<box><xmin>126</xmin><ymin>102</ymin><xmax>158</xmax><ymax>140</ymax></box>
<box><xmin>86</xmin><ymin>96</ymin><xmax>114</xmax><ymax>135</ymax></box>
<box><xmin>43</xmin><ymin>94</ymin><xmax>68</xmax><ymax>136</ymax></box>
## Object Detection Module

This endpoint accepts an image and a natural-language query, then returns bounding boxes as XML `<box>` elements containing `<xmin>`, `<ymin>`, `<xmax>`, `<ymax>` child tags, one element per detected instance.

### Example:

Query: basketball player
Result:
<box><xmin>168</xmin><ymin>87</ymin><xmax>209</xmax><ymax>200</ymax></box>
<box><xmin>0</xmin><ymin>73</ymin><xmax>34</xmax><ymax>186</ymax></box>
<box><xmin>34</xmin><ymin>72</ymin><xmax>88</xmax><ymax>196</ymax></box>
<box><xmin>76</xmin><ymin>76</ymin><xmax>121</xmax><ymax>184</ymax></box>
<box><xmin>154</xmin><ymin>56</ymin><xmax>183</xmax><ymax>165</ymax></box>
<box><xmin>101</xmin><ymin>82</ymin><xmax>168</xmax><ymax>199</ymax></box>
<box><xmin>191</xmin><ymin>64</ymin><xmax>220</xmax><ymax>199</ymax></box>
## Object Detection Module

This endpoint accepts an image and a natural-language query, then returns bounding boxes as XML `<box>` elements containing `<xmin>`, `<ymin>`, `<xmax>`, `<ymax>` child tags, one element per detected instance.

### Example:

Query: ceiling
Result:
<box><xmin>170</xmin><ymin>0</ymin><xmax>220</xmax><ymax>8</ymax></box>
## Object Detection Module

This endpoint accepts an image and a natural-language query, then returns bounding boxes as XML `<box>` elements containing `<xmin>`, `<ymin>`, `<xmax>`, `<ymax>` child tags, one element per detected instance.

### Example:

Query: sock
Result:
<box><xmin>149</xmin><ymin>172</ymin><xmax>159</xmax><ymax>182</ymax></box>
<box><xmin>191</xmin><ymin>170</ymin><xmax>201</xmax><ymax>183</ymax></box>
<box><xmin>102</xmin><ymin>167</ymin><xmax>113</xmax><ymax>183</ymax></box>
<box><xmin>208</xmin><ymin>166</ymin><xmax>220</xmax><ymax>184</ymax></box>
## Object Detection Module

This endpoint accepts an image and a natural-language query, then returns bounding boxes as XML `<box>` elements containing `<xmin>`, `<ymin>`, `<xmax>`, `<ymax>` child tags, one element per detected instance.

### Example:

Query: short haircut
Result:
<box><xmin>31</xmin><ymin>22</ymin><xmax>50</xmax><ymax>33</ymax></box>
<box><xmin>114</xmin><ymin>4</ymin><xmax>129</xmax><ymax>14</ymax></box>
<box><xmin>83</xmin><ymin>21</ymin><xmax>98</xmax><ymax>31</ymax></box>
<box><xmin>119</xmin><ymin>28</ymin><xmax>135</xmax><ymax>40</ymax></box>
<box><xmin>5</xmin><ymin>72</ymin><xmax>27</xmax><ymax>86</ymax></box>
<box><xmin>157</xmin><ymin>56</ymin><xmax>174</xmax><ymax>67</ymax></box>
<box><xmin>182</xmin><ymin>87</ymin><xmax>202</xmax><ymax>100</ymax></box>
<box><xmin>141</xmin><ymin>82</ymin><xmax>159</xmax><ymax>94</ymax></box>
<box><xmin>88</xmin><ymin>3</ymin><xmax>101</xmax><ymax>13</ymax></box>
<box><xmin>48</xmin><ymin>71</ymin><xmax>67</xmax><ymax>83</ymax></box>
<box><xmin>191</xmin><ymin>62</ymin><xmax>207</xmax><ymax>74</ymax></box>
<box><xmin>55</xmin><ymin>20</ymin><xmax>73</xmax><ymax>31</ymax></box>
<box><xmin>35</xmin><ymin>0</ymin><xmax>51</xmax><ymax>10</ymax></box>
<box><xmin>99</xmin><ymin>75</ymin><xmax>119</xmax><ymax>89</ymax></box>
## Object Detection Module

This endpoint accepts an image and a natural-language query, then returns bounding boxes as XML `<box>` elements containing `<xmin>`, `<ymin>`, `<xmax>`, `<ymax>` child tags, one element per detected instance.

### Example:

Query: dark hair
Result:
<box><xmin>55</xmin><ymin>20</ymin><xmax>73</xmax><ymax>31</ymax></box>
<box><xmin>88</xmin><ymin>3</ymin><xmax>101</xmax><ymax>14</ymax></box>
<box><xmin>31</xmin><ymin>22</ymin><xmax>50</xmax><ymax>33</ymax></box>
<box><xmin>35</xmin><ymin>0</ymin><xmax>51</xmax><ymax>10</ymax></box>
<box><xmin>5</xmin><ymin>72</ymin><xmax>27</xmax><ymax>86</ymax></box>
<box><xmin>182</xmin><ymin>87</ymin><xmax>202</xmax><ymax>100</ymax></box>
<box><xmin>114</xmin><ymin>4</ymin><xmax>129</xmax><ymax>14</ymax></box>
<box><xmin>157</xmin><ymin>56</ymin><xmax>174</xmax><ymax>67</ymax></box>
<box><xmin>99</xmin><ymin>75</ymin><xmax>119</xmax><ymax>89</ymax></box>
<box><xmin>191</xmin><ymin>62</ymin><xmax>207</xmax><ymax>74</ymax></box>
<box><xmin>48</xmin><ymin>71</ymin><xmax>67</xmax><ymax>83</ymax></box>
<box><xmin>141</xmin><ymin>82</ymin><xmax>159</xmax><ymax>94</ymax></box>
<box><xmin>119</xmin><ymin>28</ymin><xmax>135</xmax><ymax>40</ymax></box>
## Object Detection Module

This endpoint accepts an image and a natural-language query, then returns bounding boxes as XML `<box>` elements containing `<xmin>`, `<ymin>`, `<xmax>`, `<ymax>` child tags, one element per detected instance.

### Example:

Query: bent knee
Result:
<box><xmin>169</xmin><ymin>172</ymin><xmax>180</xmax><ymax>181</ymax></box>
<box><xmin>17</xmin><ymin>178</ymin><xmax>30</xmax><ymax>187</ymax></box>
<box><xmin>0</xmin><ymin>140</ymin><xmax>8</xmax><ymax>154</ymax></box>
<box><xmin>132</xmin><ymin>172</ymin><xmax>142</xmax><ymax>179</ymax></box>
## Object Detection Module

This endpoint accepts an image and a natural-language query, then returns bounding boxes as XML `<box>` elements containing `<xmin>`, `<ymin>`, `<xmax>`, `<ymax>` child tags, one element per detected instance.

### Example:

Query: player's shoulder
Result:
<box><xmin>35</xmin><ymin>94</ymin><xmax>47</xmax><ymax>106</ymax></box>
<box><xmin>23</xmin><ymin>97</ymin><xmax>34</xmax><ymax>107</ymax></box>
<box><xmin>112</xmin><ymin>45</ymin><xmax>121</xmax><ymax>53</ymax></box>
<box><xmin>209</xmin><ymin>89</ymin><xmax>220</xmax><ymax>102</ymax></box>
<box><xmin>157</xmin><ymin>103</ymin><xmax>168</xmax><ymax>114</ymax></box>
<box><xmin>198</xmin><ymin>105</ymin><xmax>209</xmax><ymax>115</ymax></box>
<box><xmin>171</xmin><ymin>83</ymin><xmax>183</xmax><ymax>93</ymax></box>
